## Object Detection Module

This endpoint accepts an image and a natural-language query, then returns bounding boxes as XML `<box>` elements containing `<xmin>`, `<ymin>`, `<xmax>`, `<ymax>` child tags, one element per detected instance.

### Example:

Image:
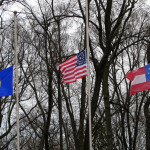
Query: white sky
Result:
<box><xmin>4</xmin><ymin>0</ymin><xmax>150</xmax><ymax>13</ymax></box>
<box><xmin>1</xmin><ymin>0</ymin><xmax>150</xmax><ymax>23</ymax></box>
<box><xmin>146</xmin><ymin>0</ymin><xmax>150</xmax><ymax>5</ymax></box>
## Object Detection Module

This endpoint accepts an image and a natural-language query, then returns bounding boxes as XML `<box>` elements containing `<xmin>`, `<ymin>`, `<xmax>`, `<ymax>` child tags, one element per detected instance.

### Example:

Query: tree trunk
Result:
<box><xmin>144</xmin><ymin>43</ymin><xmax>150</xmax><ymax>150</ymax></box>
<box><xmin>45</xmin><ymin>71</ymin><xmax>53</xmax><ymax>150</ymax></box>
<box><xmin>57</xmin><ymin>19</ymin><xmax>63</xmax><ymax>150</ymax></box>
<box><xmin>58</xmin><ymin>70</ymin><xmax>63</xmax><ymax>150</ymax></box>
<box><xmin>144</xmin><ymin>98</ymin><xmax>150</xmax><ymax>150</ymax></box>
<box><xmin>78</xmin><ymin>77</ymin><xmax>86</xmax><ymax>150</ymax></box>
<box><xmin>103</xmin><ymin>62</ymin><xmax>114</xmax><ymax>150</ymax></box>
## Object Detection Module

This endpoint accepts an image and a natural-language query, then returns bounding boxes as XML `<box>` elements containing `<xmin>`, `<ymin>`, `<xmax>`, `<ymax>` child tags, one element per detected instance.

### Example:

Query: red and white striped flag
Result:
<box><xmin>126</xmin><ymin>64</ymin><xmax>150</xmax><ymax>95</ymax></box>
<box><xmin>59</xmin><ymin>49</ymin><xmax>87</xmax><ymax>84</ymax></box>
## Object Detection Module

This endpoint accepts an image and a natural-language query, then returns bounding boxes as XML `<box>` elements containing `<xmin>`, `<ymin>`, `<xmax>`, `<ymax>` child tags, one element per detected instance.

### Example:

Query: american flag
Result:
<box><xmin>59</xmin><ymin>49</ymin><xmax>87</xmax><ymax>84</ymax></box>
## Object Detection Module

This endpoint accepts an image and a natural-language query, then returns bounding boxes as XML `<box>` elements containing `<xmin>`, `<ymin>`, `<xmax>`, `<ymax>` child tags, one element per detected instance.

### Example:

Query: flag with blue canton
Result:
<box><xmin>76</xmin><ymin>50</ymin><xmax>86</xmax><ymax>66</ymax></box>
<box><xmin>59</xmin><ymin>49</ymin><xmax>87</xmax><ymax>84</ymax></box>
<box><xmin>0</xmin><ymin>66</ymin><xmax>13</xmax><ymax>97</ymax></box>
<box><xmin>145</xmin><ymin>64</ymin><xmax>150</xmax><ymax>81</ymax></box>
<box><xmin>126</xmin><ymin>63</ymin><xmax>150</xmax><ymax>95</ymax></box>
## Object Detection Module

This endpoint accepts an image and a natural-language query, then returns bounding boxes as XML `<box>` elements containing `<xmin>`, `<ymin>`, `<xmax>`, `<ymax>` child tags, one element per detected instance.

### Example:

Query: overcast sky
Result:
<box><xmin>1</xmin><ymin>0</ymin><xmax>150</xmax><ymax>21</ymax></box>
<box><xmin>146</xmin><ymin>0</ymin><xmax>150</xmax><ymax>5</ymax></box>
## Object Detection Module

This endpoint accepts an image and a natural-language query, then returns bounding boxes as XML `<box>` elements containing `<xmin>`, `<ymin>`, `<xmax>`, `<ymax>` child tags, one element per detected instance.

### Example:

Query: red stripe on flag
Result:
<box><xmin>60</xmin><ymin>60</ymin><xmax>77</xmax><ymax>73</ymax></box>
<box><xmin>62</xmin><ymin>74</ymin><xmax>87</xmax><ymax>84</ymax></box>
<box><xmin>63</xmin><ymin>69</ymin><xmax>87</xmax><ymax>80</ymax></box>
<box><xmin>130</xmin><ymin>81</ymin><xmax>150</xmax><ymax>95</ymax></box>
<box><xmin>63</xmin><ymin>65</ymin><xmax>76</xmax><ymax>74</ymax></box>
<box><xmin>59</xmin><ymin>56</ymin><xmax>77</xmax><ymax>68</ymax></box>
<box><xmin>63</xmin><ymin>65</ymin><xmax>87</xmax><ymax>76</ymax></box>
<box><xmin>126</xmin><ymin>67</ymin><xmax>145</xmax><ymax>81</ymax></box>
<box><xmin>59</xmin><ymin>50</ymin><xmax>87</xmax><ymax>84</ymax></box>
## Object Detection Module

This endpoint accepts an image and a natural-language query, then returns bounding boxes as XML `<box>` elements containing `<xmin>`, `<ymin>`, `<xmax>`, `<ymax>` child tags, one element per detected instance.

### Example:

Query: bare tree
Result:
<box><xmin>0</xmin><ymin>0</ymin><xmax>150</xmax><ymax>150</ymax></box>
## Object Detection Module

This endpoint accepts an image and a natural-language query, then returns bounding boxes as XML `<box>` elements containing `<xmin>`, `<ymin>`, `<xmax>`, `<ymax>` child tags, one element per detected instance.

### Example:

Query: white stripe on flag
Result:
<box><xmin>131</xmin><ymin>74</ymin><xmax>146</xmax><ymax>85</ymax></box>
<box><xmin>60</xmin><ymin>61</ymin><xmax>76</xmax><ymax>73</ymax></box>
<box><xmin>59</xmin><ymin>56</ymin><xmax>77</xmax><ymax>67</ymax></box>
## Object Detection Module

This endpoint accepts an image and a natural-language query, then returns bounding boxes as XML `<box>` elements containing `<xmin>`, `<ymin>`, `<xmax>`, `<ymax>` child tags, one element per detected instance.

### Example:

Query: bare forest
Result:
<box><xmin>0</xmin><ymin>0</ymin><xmax>150</xmax><ymax>150</ymax></box>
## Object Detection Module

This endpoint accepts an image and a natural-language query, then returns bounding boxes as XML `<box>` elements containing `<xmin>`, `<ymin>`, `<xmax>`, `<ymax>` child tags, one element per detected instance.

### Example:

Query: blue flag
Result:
<box><xmin>0</xmin><ymin>66</ymin><xmax>13</xmax><ymax>97</ymax></box>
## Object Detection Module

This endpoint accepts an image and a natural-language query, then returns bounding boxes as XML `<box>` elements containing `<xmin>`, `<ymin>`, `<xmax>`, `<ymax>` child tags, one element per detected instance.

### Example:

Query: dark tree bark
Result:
<box><xmin>78</xmin><ymin>77</ymin><xmax>86</xmax><ymax>150</ymax></box>
<box><xmin>44</xmin><ymin>70</ymin><xmax>53</xmax><ymax>150</ymax></box>
<box><xmin>144</xmin><ymin>97</ymin><xmax>150</xmax><ymax>150</ymax></box>
<box><xmin>144</xmin><ymin>43</ymin><xmax>150</xmax><ymax>150</ymax></box>
<box><xmin>102</xmin><ymin>62</ymin><xmax>114</xmax><ymax>150</ymax></box>
<box><xmin>57</xmin><ymin>19</ymin><xmax>63</xmax><ymax>150</ymax></box>
<box><xmin>0</xmin><ymin>0</ymin><xmax>17</xmax><ymax>6</ymax></box>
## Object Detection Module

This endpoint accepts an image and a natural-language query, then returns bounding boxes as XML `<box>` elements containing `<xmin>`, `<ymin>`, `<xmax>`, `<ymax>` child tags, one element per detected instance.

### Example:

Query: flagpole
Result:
<box><xmin>86</xmin><ymin>0</ymin><xmax>92</xmax><ymax>150</ymax></box>
<box><xmin>14</xmin><ymin>11</ymin><xmax>20</xmax><ymax>150</ymax></box>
